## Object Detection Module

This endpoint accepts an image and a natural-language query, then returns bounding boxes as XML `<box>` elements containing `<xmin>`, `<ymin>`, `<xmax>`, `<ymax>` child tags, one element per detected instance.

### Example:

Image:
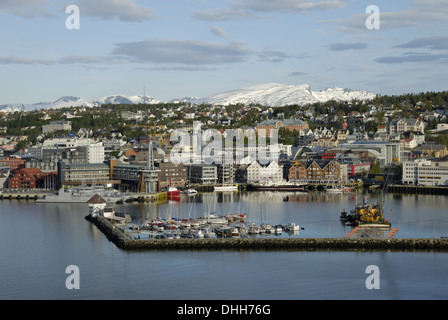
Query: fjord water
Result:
<box><xmin>1</xmin><ymin>192</ymin><xmax>448</xmax><ymax>300</ymax></box>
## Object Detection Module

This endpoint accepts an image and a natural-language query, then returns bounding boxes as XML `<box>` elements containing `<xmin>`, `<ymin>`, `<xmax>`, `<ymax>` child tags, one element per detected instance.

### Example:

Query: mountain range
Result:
<box><xmin>0</xmin><ymin>83</ymin><xmax>377</xmax><ymax>113</ymax></box>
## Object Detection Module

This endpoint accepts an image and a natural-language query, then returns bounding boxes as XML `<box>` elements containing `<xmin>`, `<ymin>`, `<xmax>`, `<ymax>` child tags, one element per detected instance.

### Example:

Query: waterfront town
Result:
<box><xmin>1</xmin><ymin>92</ymin><xmax>448</xmax><ymax>196</ymax></box>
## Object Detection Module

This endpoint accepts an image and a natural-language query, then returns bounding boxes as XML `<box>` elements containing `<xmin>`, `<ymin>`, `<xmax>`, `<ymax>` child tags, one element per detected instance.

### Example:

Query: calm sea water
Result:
<box><xmin>1</xmin><ymin>191</ymin><xmax>448</xmax><ymax>300</ymax></box>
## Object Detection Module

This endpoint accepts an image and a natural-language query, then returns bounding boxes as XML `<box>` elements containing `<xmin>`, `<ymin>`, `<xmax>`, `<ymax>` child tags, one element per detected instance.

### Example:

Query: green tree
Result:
<box><xmin>369</xmin><ymin>160</ymin><xmax>382</xmax><ymax>175</ymax></box>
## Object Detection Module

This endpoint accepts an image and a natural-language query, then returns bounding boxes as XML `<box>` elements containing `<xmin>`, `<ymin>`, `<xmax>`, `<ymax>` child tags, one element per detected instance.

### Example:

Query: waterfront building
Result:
<box><xmin>289</xmin><ymin>159</ymin><xmax>348</xmax><ymax>183</ymax></box>
<box><xmin>402</xmin><ymin>159</ymin><xmax>448</xmax><ymax>186</ymax></box>
<box><xmin>112</xmin><ymin>163</ymin><xmax>159</xmax><ymax>192</ymax></box>
<box><xmin>247</xmin><ymin>160</ymin><xmax>283</xmax><ymax>184</ymax></box>
<box><xmin>216</xmin><ymin>164</ymin><xmax>235</xmax><ymax>184</ymax></box>
<box><xmin>157</xmin><ymin>161</ymin><xmax>188</xmax><ymax>190</ymax></box>
<box><xmin>8</xmin><ymin>167</ymin><xmax>56</xmax><ymax>189</ymax></box>
<box><xmin>57</xmin><ymin>162</ymin><xmax>113</xmax><ymax>188</ymax></box>
<box><xmin>0</xmin><ymin>164</ymin><xmax>9</xmax><ymax>188</ymax></box>
<box><xmin>187</xmin><ymin>164</ymin><xmax>218</xmax><ymax>185</ymax></box>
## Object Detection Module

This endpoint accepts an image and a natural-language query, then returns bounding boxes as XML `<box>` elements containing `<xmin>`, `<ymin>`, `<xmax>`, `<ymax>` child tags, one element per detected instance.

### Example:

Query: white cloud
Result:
<box><xmin>194</xmin><ymin>0</ymin><xmax>350</xmax><ymax>21</ymax></box>
<box><xmin>78</xmin><ymin>0</ymin><xmax>155</xmax><ymax>21</ymax></box>
<box><xmin>326</xmin><ymin>42</ymin><xmax>367</xmax><ymax>51</ymax></box>
<box><xmin>111</xmin><ymin>39</ymin><xmax>253</xmax><ymax>65</ymax></box>
<box><xmin>326</xmin><ymin>0</ymin><xmax>448</xmax><ymax>33</ymax></box>
<box><xmin>210</xmin><ymin>26</ymin><xmax>229</xmax><ymax>38</ymax></box>
<box><xmin>0</xmin><ymin>0</ymin><xmax>53</xmax><ymax>18</ymax></box>
<box><xmin>394</xmin><ymin>36</ymin><xmax>448</xmax><ymax>51</ymax></box>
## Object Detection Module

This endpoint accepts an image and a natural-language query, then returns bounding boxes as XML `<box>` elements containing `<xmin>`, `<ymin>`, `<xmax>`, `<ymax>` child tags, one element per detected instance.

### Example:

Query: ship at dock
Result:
<box><xmin>249</xmin><ymin>180</ymin><xmax>307</xmax><ymax>192</ymax></box>
<box><xmin>37</xmin><ymin>186</ymin><xmax>131</xmax><ymax>204</ymax></box>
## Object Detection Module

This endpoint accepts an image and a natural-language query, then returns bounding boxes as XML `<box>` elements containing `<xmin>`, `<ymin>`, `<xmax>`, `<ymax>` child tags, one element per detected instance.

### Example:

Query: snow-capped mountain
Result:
<box><xmin>190</xmin><ymin>83</ymin><xmax>376</xmax><ymax>106</ymax></box>
<box><xmin>0</xmin><ymin>83</ymin><xmax>376</xmax><ymax>113</ymax></box>
<box><xmin>0</xmin><ymin>94</ymin><xmax>160</xmax><ymax>112</ymax></box>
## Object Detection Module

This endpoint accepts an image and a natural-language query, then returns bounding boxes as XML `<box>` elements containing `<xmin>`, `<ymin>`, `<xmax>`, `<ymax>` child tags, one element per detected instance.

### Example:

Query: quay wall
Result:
<box><xmin>85</xmin><ymin>215</ymin><xmax>448</xmax><ymax>252</ymax></box>
<box><xmin>388</xmin><ymin>184</ymin><xmax>448</xmax><ymax>195</ymax></box>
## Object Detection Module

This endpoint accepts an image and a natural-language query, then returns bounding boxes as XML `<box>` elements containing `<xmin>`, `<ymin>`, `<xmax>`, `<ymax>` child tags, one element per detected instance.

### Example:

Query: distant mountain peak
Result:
<box><xmin>189</xmin><ymin>83</ymin><xmax>376</xmax><ymax>106</ymax></box>
<box><xmin>0</xmin><ymin>83</ymin><xmax>376</xmax><ymax>113</ymax></box>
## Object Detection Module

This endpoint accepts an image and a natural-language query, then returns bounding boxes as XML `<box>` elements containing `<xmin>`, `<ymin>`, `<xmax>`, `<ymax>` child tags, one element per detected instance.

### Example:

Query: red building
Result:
<box><xmin>8</xmin><ymin>168</ymin><xmax>45</xmax><ymax>189</ymax></box>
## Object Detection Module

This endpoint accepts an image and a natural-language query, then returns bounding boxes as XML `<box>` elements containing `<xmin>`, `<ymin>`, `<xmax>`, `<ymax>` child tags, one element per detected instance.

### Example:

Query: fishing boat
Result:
<box><xmin>168</xmin><ymin>186</ymin><xmax>181</xmax><ymax>200</ymax></box>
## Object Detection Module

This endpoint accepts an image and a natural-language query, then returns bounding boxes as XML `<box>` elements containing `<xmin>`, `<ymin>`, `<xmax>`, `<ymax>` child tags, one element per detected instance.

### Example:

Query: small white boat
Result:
<box><xmin>214</xmin><ymin>185</ymin><xmax>238</xmax><ymax>192</ymax></box>
<box><xmin>285</xmin><ymin>222</ymin><xmax>300</xmax><ymax>232</ymax></box>
<box><xmin>262</xmin><ymin>224</ymin><xmax>275</xmax><ymax>234</ymax></box>
<box><xmin>248</xmin><ymin>224</ymin><xmax>260</xmax><ymax>235</ymax></box>
<box><xmin>184</xmin><ymin>188</ymin><xmax>198</xmax><ymax>195</ymax></box>
<box><xmin>194</xmin><ymin>229</ymin><xmax>204</xmax><ymax>238</ymax></box>
<box><xmin>274</xmin><ymin>225</ymin><xmax>283</xmax><ymax>234</ymax></box>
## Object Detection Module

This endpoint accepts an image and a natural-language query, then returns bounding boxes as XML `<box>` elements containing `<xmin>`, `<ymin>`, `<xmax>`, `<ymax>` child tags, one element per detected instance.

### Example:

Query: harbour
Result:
<box><xmin>2</xmin><ymin>191</ymin><xmax>448</xmax><ymax>300</ymax></box>
<box><xmin>86</xmin><ymin>214</ymin><xmax>448</xmax><ymax>251</ymax></box>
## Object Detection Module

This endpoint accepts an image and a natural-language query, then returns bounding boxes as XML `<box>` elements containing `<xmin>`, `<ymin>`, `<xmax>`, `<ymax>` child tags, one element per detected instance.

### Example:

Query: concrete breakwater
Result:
<box><xmin>85</xmin><ymin>215</ymin><xmax>448</xmax><ymax>252</ymax></box>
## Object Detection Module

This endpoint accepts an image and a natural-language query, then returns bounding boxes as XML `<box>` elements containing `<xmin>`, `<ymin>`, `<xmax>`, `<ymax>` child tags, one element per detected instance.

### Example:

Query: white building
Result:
<box><xmin>42</xmin><ymin>120</ymin><xmax>72</xmax><ymax>134</ymax></box>
<box><xmin>247</xmin><ymin>160</ymin><xmax>283</xmax><ymax>184</ymax></box>
<box><xmin>87</xmin><ymin>142</ymin><xmax>106</xmax><ymax>163</ymax></box>
<box><xmin>402</xmin><ymin>159</ymin><xmax>448</xmax><ymax>186</ymax></box>
<box><xmin>340</xmin><ymin>141</ymin><xmax>401</xmax><ymax>167</ymax></box>
<box><xmin>41</xmin><ymin>138</ymin><xmax>105</xmax><ymax>163</ymax></box>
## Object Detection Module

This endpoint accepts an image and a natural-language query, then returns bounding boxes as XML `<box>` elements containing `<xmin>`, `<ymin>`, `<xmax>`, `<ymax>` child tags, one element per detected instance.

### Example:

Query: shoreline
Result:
<box><xmin>86</xmin><ymin>215</ymin><xmax>448</xmax><ymax>252</ymax></box>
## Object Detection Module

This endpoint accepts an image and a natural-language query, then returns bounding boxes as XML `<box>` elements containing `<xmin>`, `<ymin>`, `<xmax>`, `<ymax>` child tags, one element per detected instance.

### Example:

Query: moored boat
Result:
<box><xmin>285</xmin><ymin>222</ymin><xmax>300</xmax><ymax>232</ymax></box>
<box><xmin>184</xmin><ymin>188</ymin><xmax>198</xmax><ymax>195</ymax></box>
<box><xmin>214</xmin><ymin>185</ymin><xmax>238</xmax><ymax>192</ymax></box>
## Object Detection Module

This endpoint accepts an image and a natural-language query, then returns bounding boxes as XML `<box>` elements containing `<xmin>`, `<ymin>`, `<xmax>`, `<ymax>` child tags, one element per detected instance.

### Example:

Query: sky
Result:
<box><xmin>0</xmin><ymin>0</ymin><xmax>447</xmax><ymax>104</ymax></box>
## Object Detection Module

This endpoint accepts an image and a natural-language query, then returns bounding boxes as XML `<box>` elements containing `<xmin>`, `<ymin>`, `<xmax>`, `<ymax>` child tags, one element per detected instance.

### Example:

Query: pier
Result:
<box><xmin>0</xmin><ymin>191</ymin><xmax>45</xmax><ymax>200</ymax></box>
<box><xmin>125</xmin><ymin>192</ymin><xmax>167</xmax><ymax>203</ymax></box>
<box><xmin>388</xmin><ymin>184</ymin><xmax>448</xmax><ymax>195</ymax></box>
<box><xmin>86</xmin><ymin>214</ymin><xmax>448</xmax><ymax>252</ymax></box>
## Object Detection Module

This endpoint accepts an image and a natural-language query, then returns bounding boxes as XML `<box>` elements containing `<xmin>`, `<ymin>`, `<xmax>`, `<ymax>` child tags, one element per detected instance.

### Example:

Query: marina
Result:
<box><xmin>85</xmin><ymin>214</ymin><xmax>448</xmax><ymax>251</ymax></box>
<box><xmin>88</xmin><ymin>193</ymin><xmax>302</xmax><ymax>241</ymax></box>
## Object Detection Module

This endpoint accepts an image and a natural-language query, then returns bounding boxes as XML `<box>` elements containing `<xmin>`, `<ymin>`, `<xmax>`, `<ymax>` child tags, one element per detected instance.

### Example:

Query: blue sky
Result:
<box><xmin>0</xmin><ymin>0</ymin><xmax>447</xmax><ymax>104</ymax></box>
